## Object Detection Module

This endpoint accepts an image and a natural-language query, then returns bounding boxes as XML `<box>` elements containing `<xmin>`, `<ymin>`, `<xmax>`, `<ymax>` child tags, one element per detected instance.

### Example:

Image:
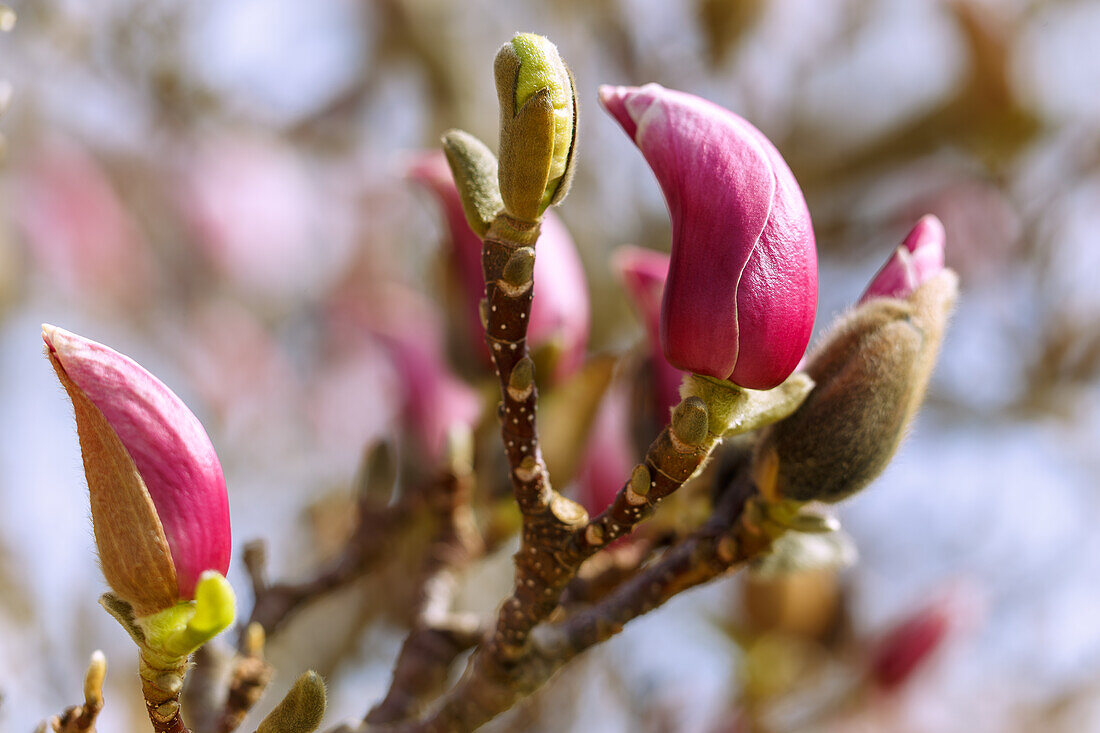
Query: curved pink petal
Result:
<box><xmin>43</xmin><ymin>325</ymin><xmax>230</xmax><ymax>599</ymax></box>
<box><xmin>600</xmin><ymin>84</ymin><xmax>817</xmax><ymax>389</ymax></box>
<box><xmin>860</xmin><ymin>215</ymin><xmax>946</xmax><ymax>303</ymax></box>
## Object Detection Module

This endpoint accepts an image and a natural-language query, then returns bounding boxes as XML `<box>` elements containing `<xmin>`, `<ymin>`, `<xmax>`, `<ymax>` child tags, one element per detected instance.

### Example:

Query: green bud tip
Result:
<box><xmin>505</xmin><ymin>33</ymin><xmax>576</xmax><ymax>208</ymax></box>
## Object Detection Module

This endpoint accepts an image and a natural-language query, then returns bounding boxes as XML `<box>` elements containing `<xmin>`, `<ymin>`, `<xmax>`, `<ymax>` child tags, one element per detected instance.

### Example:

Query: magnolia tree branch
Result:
<box><xmin>378</xmin><ymin>398</ymin><xmax>731</xmax><ymax>732</ymax></box>
<box><xmin>241</xmin><ymin>448</ymin><xmax>408</xmax><ymax>644</ymax></box>
<box><xmin>477</xmin><ymin>212</ymin><xmax>590</xmax><ymax>661</ymax></box>
<box><xmin>365</xmin><ymin>448</ymin><xmax>487</xmax><ymax>725</ymax></box>
<box><xmin>345</xmin><ymin>467</ymin><xmax>773</xmax><ymax>733</ymax></box>
<box><xmin>217</xmin><ymin>624</ymin><xmax>273</xmax><ymax>733</ymax></box>
<box><xmin>341</xmin><ymin>202</ymin><xmax>744</xmax><ymax>732</ymax></box>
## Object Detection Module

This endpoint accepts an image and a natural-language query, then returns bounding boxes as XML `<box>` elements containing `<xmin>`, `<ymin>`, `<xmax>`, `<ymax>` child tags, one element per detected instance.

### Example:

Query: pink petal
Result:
<box><xmin>43</xmin><ymin>325</ymin><xmax>230</xmax><ymax>599</ymax></box>
<box><xmin>860</xmin><ymin>215</ymin><xmax>946</xmax><ymax>303</ymax></box>
<box><xmin>601</xmin><ymin>84</ymin><xmax>817</xmax><ymax>389</ymax></box>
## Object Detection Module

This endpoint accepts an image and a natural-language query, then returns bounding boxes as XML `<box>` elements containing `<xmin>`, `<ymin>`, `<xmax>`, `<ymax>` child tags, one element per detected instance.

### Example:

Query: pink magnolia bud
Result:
<box><xmin>869</xmin><ymin>603</ymin><xmax>950</xmax><ymax>691</ymax></box>
<box><xmin>860</xmin><ymin>215</ymin><xmax>946</xmax><ymax>303</ymax></box>
<box><xmin>408</xmin><ymin>151</ymin><xmax>590</xmax><ymax>379</ymax></box>
<box><xmin>574</xmin><ymin>383</ymin><xmax>635</xmax><ymax>516</ymax></box>
<box><xmin>600</xmin><ymin>84</ymin><xmax>817</xmax><ymax>390</ymax></box>
<box><xmin>407</xmin><ymin>152</ymin><xmax>486</xmax><ymax>356</ymax></box>
<box><xmin>868</xmin><ymin>584</ymin><xmax>983</xmax><ymax>692</ymax></box>
<box><xmin>43</xmin><ymin>325</ymin><xmax>230</xmax><ymax>614</ymax></box>
<box><xmin>381</xmin><ymin>333</ymin><xmax>482</xmax><ymax>461</ymax></box>
<box><xmin>325</xmin><ymin>288</ymin><xmax>481</xmax><ymax>461</ymax></box>
<box><xmin>613</xmin><ymin>245</ymin><xmax>684</xmax><ymax>420</ymax></box>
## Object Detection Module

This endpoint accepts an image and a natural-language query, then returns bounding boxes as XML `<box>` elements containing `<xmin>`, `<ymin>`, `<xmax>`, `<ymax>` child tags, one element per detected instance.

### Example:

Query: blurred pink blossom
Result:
<box><xmin>574</xmin><ymin>383</ymin><xmax>635</xmax><ymax>516</ymax></box>
<box><xmin>407</xmin><ymin>151</ymin><xmax>589</xmax><ymax>380</ymax></box>
<box><xmin>613</xmin><ymin>245</ymin><xmax>684</xmax><ymax>421</ymax></box>
<box><xmin>12</xmin><ymin>139</ymin><xmax>153</xmax><ymax>304</ymax></box>
<box><xmin>324</xmin><ymin>285</ymin><xmax>481</xmax><ymax>461</ymax></box>
<box><xmin>176</xmin><ymin>136</ymin><xmax>353</xmax><ymax>303</ymax></box>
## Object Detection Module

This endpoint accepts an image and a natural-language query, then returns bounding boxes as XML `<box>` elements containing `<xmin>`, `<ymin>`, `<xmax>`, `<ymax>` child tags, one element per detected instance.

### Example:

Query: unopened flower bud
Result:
<box><xmin>44</xmin><ymin>324</ymin><xmax>230</xmax><ymax>615</ymax></box>
<box><xmin>600</xmin><ymin>84</ymin><xmax>816</xmax><ymax>390</ymax></box>
<box><xmin>256</xmin><ymin>671</ymin><xmax>327</xmax><ymax>733</ymax></box>
<box><xmin>860</xmin><ymin>215</ymin><xmax>946</xmax><ymax>303</ymax></box>
<box><xmin>753</xmin><ymin>252</ymin><xmax>957</xmax><ymax>504</ymax></box>
<box><xmin>866</xmin><ymin>585</ymin><xmax>981</xmax><ymax>692</ymax></box>
<box><xmin>495</xmin><ymin>33</ymin><xmax>577</xmax><ymax>220</ymax></box>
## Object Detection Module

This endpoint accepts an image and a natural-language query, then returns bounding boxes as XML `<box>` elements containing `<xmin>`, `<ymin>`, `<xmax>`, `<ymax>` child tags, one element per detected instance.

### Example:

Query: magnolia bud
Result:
<box><xmin>256</xmin><ymin>671</ymin><xmax>327</xmax><ymax>733</ymax></box>
<box><xmin>495</xmin><ymin>33</ymin><xmax>577</xmax><ymax>220</ymax></box>
<box><xmin>753</xmin><ymin>221</ymin><xmax>956</xmax><ymax>504</ymax></box>
<box><xmin>44</xmin><ymin>324</ymin><xmax>231</xmax><ymax>615</ymax></box>
<box><xmin>600</xmin><ymin>84</ymin><xmax>817</xmax><ymax>390</ymax></box>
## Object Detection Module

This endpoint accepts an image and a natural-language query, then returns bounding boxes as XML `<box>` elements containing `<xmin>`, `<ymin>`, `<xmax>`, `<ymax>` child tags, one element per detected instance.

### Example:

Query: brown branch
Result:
<box><xmin>550</xmin><ymin>475</ymin><xmax>770</xmax><ymax>657</ymax></box>
<box><xmin>559</xmin><ymin>533</ymin><xmax>672</xmax><ymax>608</ymax></box>
<box><xmin>356</xmin><ymin>475</ymin><xmax>771</xmax><ymax>733</ymax></box>
<box><xmin>397</xmin><ymin>407</ymin><xmax>731</xmax><ymax>731</ymax></box>
<box><xmin>477</xmin><ymin>212</ymin><xmax>591</xmax><ymax>662</ymax></box>
<box><xmin>365</xmin><ymin>454</ymin><xmax>486</xmax><ymax>726</ymax></box>
<box><xmin>140</xmin><ymin>654</ymin><xmax>189</xmax><ymax>733</ymax></box>
<box><xmin>242</xmin><ymin>446</ymin><xmax>407</xmax><ymax>644</ymax></box>
<box><xmin>351</xmin><ymin>209</ymin><xmax>738</xmax><ymax>733</ymax></box>
<box><xmin>365</xmin><ymin>617</ymin><xmax>485</xmax><ymax>726</ymax></box>
<box><xmin>217</xmin><ymin>624</ymin><xmax>274</xmax><ymax>733</ymax></box>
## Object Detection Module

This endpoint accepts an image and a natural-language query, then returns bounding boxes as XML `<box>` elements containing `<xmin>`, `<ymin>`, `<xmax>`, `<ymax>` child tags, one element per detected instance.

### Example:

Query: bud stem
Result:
<box><xmin>139</xmin><ymin>652</ymin><xmax>188</xmax><ymax>733</ymax></box>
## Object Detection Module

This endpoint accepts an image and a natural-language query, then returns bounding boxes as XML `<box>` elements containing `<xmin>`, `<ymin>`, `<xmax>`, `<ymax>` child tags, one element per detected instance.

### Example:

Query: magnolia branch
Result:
<box><xmin>241</xmin><ymin>448</ymin><xmax>407</xmax><ymax>643</ymax></box>
<box><xmin>345</xmin><ymin>465</ymin><xmax>774</xmax><ymax>733</ymax></box>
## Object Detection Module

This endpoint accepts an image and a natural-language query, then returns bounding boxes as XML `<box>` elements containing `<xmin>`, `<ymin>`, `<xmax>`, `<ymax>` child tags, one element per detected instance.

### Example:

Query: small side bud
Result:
<box><xmin>256</xmin><ymin>671</ymin><xmax>327</xmax><ymax>733</ymax></box>
<box><xmin>670</xmin><ymin>396</ymin><xmax>709</xmax><ymax>450</ymax></box>
<box><xmin>629</xmin><ymin>464</ymin><xmax>651</xmax><ymax>498</ymax></box>
<box><xmin>441</xmin><ymin>129</ymin><xmax>503</xmax><ymax>236</ymax></box>
<box><xmin>515</xmin><ymin>455</ymin><xmax>540</xmax><ymax>482</ymax></box>
<box><xmin>550</xmin><ymin>493</ymin><xmax>589</xmax><ymax>528</ymax></box>
<box><xmin>479</xmin><ymin>298</ymin><xmax>490</xmax><ymax>330</ymax></box>
<box><xmin>245</xmin><ymin>622</ymin><xmax>266</xmax><ymax>658</ymax></box>
<box><xmin>507</xmin><ymin>356</ymin><xmax>536</xmax><ymax>401</ymax></box>
<box><xmin>585</xmin><ymin>523</ymin><xmax>605</xmax><ymax>546</ymax></box>
<box><xmin>499</xmin><ymin>246</ymin><xmax>536</xmax><ymax>295</ymax></box>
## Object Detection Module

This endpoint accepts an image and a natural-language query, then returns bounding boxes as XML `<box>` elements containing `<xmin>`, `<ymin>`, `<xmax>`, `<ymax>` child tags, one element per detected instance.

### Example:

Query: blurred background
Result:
<box><xmin>2</xmin><ymin>0</ymin><xmax>1100</xmax><ymax>730</ymax></box>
